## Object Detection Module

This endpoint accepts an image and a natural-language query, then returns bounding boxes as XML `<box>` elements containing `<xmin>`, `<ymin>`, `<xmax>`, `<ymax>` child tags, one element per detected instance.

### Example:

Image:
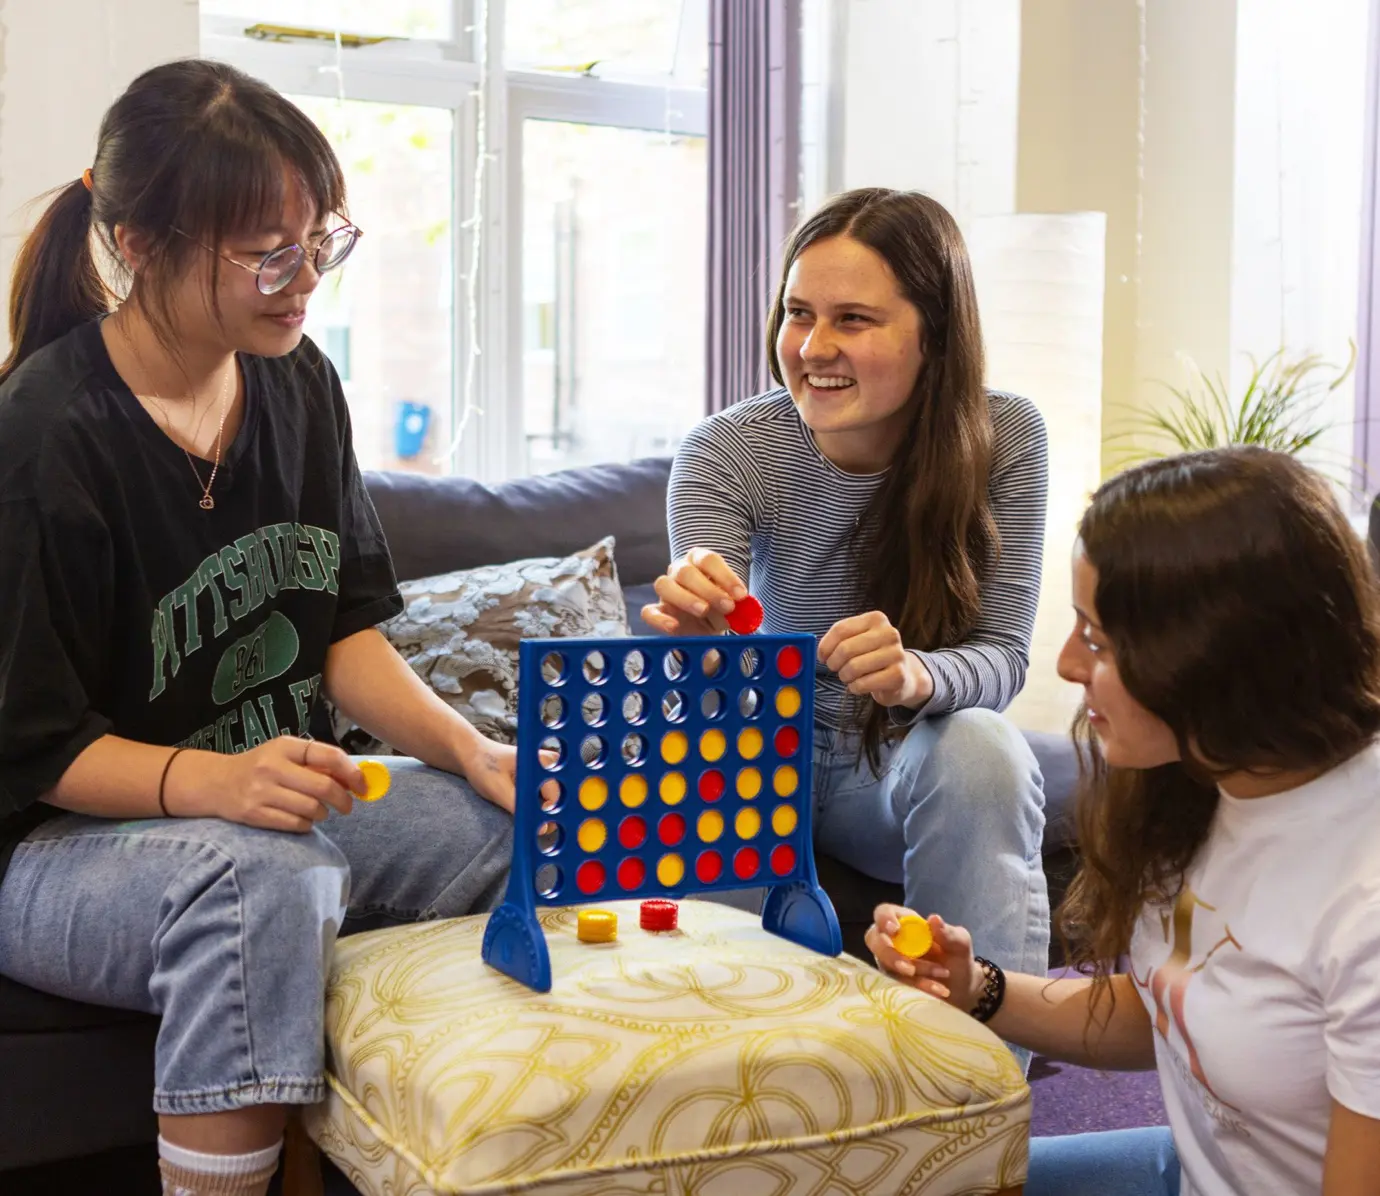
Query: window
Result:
<box><xmin>202</xmin><ymin>1</ymin><xmax>708</xmax><ymax>481</ymax></box>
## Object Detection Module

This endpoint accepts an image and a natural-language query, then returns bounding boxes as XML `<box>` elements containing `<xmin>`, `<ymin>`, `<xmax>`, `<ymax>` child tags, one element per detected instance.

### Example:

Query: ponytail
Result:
<box><xmin>0</xmin><ymin>178</ymin><xmax>111</xmax><ymax>385</ymax></box>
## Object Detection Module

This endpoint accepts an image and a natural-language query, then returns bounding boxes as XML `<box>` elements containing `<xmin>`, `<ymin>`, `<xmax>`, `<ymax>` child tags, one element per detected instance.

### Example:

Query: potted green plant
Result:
<box><xmin>1109</xmin><ymin>345</ymin><xmax>1356</xmax><ymax>481</ymax></box>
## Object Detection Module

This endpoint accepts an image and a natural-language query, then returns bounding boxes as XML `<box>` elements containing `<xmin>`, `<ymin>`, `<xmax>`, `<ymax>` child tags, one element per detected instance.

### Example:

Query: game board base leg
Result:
<box><xmin>761</xmin><ymin>881</ymin><xmax>843</xmax><ymax>957</ymax></box>
<box><xmin>482</xmin><ymin>903</ymin><xmax>552</xmax><ymax>992</ymax></box>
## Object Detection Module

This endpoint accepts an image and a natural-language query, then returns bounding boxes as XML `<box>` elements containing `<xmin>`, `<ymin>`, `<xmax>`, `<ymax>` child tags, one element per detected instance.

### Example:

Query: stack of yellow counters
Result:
<box><xmin>577</xmin><ymin>909</ymin><xmax>618</xmax><ymax>943</ymax></box>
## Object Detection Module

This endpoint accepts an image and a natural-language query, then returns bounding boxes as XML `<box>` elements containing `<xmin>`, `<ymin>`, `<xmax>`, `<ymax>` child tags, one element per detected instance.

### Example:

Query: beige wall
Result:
<box><xmin>1018</xmin><ymin>0</ymin><xmax>1239</xmax><ymax>473</ymax></box>
<box><xmin>0</xmin><ymin>0</ymin><xmax>200</xmax><ymax>357</ymax></box>
<box><xmin>1018</xmin><ymin>0</ymin><xmax>1369</xmax><ymax>482</ymax></box>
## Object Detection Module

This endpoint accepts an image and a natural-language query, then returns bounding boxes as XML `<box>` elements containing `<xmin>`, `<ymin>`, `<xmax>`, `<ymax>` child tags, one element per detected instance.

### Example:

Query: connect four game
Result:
<box><xmin>482</xmin><ymin>632</ymin><xmax>843</xmax><ymax>991</ymax></box>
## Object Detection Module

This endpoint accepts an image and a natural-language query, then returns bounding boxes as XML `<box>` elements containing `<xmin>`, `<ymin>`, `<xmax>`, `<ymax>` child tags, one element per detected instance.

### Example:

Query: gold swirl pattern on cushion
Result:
<box><xmin>306</xmin><ymin>900</ymin><xmax>1029</xmax><ymax>1195</ymax></box>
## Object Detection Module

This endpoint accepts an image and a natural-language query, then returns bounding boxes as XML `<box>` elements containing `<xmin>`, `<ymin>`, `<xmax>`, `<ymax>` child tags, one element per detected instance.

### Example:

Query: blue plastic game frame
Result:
<box><xmin>482</xmin><ymin>633</ymin><xmax>843</xmax><ymax>991</ymax></box>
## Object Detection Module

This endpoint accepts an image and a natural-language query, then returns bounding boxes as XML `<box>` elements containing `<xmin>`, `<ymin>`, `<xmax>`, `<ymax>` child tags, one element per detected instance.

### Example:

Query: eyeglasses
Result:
<box><xmin>176</xmin><ymin>224</ymin><xmax>363</xmax><ymax>295</ymax></box>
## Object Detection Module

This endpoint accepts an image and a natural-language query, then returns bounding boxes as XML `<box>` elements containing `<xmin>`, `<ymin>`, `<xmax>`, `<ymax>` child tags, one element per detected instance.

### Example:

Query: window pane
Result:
<box><xmin>522</xmin><ymin>119</ymin><xmax>706</xmax><ymax>475</ymax></box>
<box><xmin>507</xmin><ymin>0</ymin><xmax>708</xmax><ymax>81</ymax></box>
<box><xmin>204</xmin><ymin>0</ymin><xmax>453</xmax><ymax>40</ymax></box>
<box><xmin>289</xmin><ymin>95</ymin><xmax>455</xmax><ymax>475</ymax></box>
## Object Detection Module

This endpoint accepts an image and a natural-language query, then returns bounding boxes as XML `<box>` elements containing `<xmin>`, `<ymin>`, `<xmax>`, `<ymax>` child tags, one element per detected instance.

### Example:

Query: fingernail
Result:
<box><xmin>933</xmin><ymin>967</ymin><xmax>950</xmax><ymax>980</ymax></box>
<box><xmin>694</xmin><ymin>602</ymin><xmax>708</xmax><ymax>615</ymax></box>
<box><xmin>718</xmin><ymin>598</ymin><xmax>735</xmax><ymax>613</ymax></box>
<box><xmin>733</xmin><ymin>584</ymin><xmax>748</xmax><ymax>599</ymax></box>
<box><xmin>897</xmin><ymin>961</ymin><xmax>915</xmax><ymax>976</ymax></box>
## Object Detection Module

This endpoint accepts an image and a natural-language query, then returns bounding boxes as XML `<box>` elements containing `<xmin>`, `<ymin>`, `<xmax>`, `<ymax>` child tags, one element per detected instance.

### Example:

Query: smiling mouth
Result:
<box><xmin>805</xmin><ymin>374</ymin><xmax>855</xmax><ymax>389</ymax></box>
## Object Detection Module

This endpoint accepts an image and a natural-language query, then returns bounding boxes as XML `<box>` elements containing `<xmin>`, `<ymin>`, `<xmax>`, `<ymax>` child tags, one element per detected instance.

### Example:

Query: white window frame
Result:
<box><xmin>202</xmin><ymin>0</ymin><xmax>707</xmax><ymax>482</ymax></box>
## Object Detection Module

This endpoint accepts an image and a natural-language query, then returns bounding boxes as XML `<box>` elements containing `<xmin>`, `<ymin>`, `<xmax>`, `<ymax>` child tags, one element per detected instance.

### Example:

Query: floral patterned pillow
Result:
<box><xmin>330</xmin><ymin>536</ymin><xmax>629</xmax><ymax>752</ymax></box>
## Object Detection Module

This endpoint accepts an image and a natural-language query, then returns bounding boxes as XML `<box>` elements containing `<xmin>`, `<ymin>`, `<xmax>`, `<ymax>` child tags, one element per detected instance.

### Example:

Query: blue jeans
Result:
<box><xmin>1027</xmin><ymin>1127</ymin><xmax>1181</xmax><ymax>1195</ymax></box>
<box><xmin>812</xmin><ymin>710</ymin><xmax>1050</xmax><ymax>1048</ymax></box>
<box><xmin>0</xmin><ymin>759</ymin><xmax>512</xmax><ymax>1115</ymax></box>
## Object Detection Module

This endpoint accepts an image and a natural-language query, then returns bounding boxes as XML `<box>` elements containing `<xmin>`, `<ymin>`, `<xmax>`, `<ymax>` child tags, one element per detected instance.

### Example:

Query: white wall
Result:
<box><xmin>0</xmin><ymin>0</ymin><xmax>200</xmax><ymax>356</ymax></box>
<box><xmin>838</xmin><ymin>0</ymin><xmax>1022</xmax><ymax>227</ymax></box>
<box><xmin>1230</xmin><ymin>0</ymin><xmax>1369</xmax><ymax>490</ymax></box>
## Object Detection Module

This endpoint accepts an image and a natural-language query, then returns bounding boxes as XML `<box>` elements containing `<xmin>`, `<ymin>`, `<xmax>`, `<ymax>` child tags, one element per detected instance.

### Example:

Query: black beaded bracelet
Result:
<box><xmin>970</xmin><ymin>956</ymin><xmax>1006</xmax><ymax>1024</ymax></box>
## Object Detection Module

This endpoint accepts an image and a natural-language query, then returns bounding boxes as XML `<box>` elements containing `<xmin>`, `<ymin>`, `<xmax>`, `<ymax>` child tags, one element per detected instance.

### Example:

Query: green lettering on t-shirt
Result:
<box><xmin>172</xmin><ymin>574</ymin><xmax>204</xmax><ymax>656</ymax></box>
<box><xmin>197</xmin><ymin>554</ymin><xmax>228</xmax><ymax>638</ymax></box>
<box><xmin>149</xmin><ymin>606</ymin><xmax>174</xmax><ymax>700</ymax></box>
<box><xmin>256</xmin><ymin>693</ymin><xmax>282</xmax><ymax>738</ymax></box>
<box><xmin>239</xmin><ymin>697</ymin><xmax>269</xmax><ymax>749</ymax></box>
<box><xmin>234</xmin><ymin>533</ymin><xmax>268</xmax><ymax>612</ymax></box>
<box><xmin>295</xmin><ymin>523</ymin><xmax>326</xmax><ymax>591</ymax></box>
<box><xmin>220</xmin><ymin>544</ymin><xmax>251</xmax><ymax>620</ymax></box>
<box><xmin>304</xmin><ymin>526</ymin><xmax>342</xmax><ymax>596</ymax></box>
<box><xmin>289</xmin><ymin>674</ymin><xmax>321</xmax><ymax>734</ymax></box>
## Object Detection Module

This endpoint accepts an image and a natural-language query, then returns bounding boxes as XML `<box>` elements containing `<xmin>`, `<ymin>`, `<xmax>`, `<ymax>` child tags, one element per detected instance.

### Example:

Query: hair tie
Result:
<box><xmin>81</xmin><ymin>168</ymin><xmax>94</xmax><ymax>192</ymax></box>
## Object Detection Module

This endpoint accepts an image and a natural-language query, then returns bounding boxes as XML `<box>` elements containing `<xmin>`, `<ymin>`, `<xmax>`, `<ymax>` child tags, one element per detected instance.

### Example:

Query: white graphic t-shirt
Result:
<box><xmin>1130</xmin><ymin>739</ymin><xmax>1380</xmax><ymax>1194</ymax></box>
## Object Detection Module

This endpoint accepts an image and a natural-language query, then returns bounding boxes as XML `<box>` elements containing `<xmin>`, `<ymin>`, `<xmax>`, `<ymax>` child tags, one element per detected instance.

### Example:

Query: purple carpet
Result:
<box><xmin>1027</xmin><ymin>966</ymin><xmax>1167</xmax><ymax>1138</ymax></box>
<box><xmin>1028</xmin><ymin>1053</ymin><xmax>1166</xmax><ymax>1137</ymax></box>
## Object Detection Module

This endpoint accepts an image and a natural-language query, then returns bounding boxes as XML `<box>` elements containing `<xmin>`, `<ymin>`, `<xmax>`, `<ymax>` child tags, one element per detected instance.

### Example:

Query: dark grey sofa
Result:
<box><xmin>0</xmin><ymin>455</ymin><xmax>1081</xmax><ymax>1178</ymax></box>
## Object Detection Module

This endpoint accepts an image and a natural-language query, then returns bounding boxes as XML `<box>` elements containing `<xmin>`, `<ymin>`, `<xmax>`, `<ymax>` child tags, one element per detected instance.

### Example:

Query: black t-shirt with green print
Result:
<box><xmin>0</xmin><ymin>319</ymin><xmax>402</xmax><ymax>882</ymax></box>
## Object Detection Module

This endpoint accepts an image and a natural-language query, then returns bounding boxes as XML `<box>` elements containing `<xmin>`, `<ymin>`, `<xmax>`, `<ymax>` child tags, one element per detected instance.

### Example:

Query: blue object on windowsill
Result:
<box><xmin>395</xmin><ymin>401</ymin><xmax>431</xmax><ymax>459</ymax></box>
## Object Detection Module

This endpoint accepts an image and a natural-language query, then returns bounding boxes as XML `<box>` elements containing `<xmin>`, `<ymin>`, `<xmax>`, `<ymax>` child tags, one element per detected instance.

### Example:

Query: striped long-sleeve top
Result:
<box><xmin>667</xmin><ymin>387</ymin><xmax>1049</xmax><ymax>729</ymax></box>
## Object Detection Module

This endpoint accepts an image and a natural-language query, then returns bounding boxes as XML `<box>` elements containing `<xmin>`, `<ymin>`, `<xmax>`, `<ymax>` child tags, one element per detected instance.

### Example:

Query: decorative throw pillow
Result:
<box><xmin>330</xmin><ymin>536</ymin><xmax>629</xmax><ymax>752</ymax></box>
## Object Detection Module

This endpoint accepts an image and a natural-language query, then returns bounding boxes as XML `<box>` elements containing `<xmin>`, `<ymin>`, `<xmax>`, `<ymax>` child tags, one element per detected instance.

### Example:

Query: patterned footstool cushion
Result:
<box><xmin>307</xmin><ymin>900</ymin><xmax>1030</xmax><ymax>1195</ymax></box>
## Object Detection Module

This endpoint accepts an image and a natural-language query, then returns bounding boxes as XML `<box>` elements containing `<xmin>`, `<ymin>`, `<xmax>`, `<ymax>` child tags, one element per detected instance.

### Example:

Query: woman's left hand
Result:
<box><xmin>818</xmin><ymin>611</ymin><xmax>935</xmax><ymax>709</ymax></box>
<box><xmin>458</xmin><ymin>737</ymin><xmax>559</xmax><ymax>815</ymax></box>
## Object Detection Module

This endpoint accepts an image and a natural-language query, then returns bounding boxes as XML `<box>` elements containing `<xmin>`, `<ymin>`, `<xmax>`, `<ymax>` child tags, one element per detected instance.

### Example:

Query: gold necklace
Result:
<box><xmin>118</xmin><ymin>319</ymin><xmax>235</xmax><ymax>511</ymax></box>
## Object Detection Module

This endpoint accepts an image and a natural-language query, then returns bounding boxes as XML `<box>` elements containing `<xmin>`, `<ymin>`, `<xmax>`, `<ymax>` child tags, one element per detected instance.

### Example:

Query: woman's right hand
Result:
<box><xmin>641</xmin><ymin>548</ymin><xmax>749</xmax><ymax>636</ymax></box>
<box><xmin>174</xmin><ymin>737</ymin><xmax>362</xmax><ymax>832</ymax></box>
<box><xmin>865</xmin><ymin>903</ymin><xmax>986</xmax><ymax>1013</ymax></box>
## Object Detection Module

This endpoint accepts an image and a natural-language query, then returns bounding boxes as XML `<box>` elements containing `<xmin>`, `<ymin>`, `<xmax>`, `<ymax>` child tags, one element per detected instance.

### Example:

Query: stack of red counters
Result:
<box><xmin>640</xmin><ymin>899</ymin><xmax>679</xmax><ymax>931</ymax></box>
<box><xmin>725</xmin><ymin>594</ymin><xmax>763</xmax><ymax>635</ymax></box>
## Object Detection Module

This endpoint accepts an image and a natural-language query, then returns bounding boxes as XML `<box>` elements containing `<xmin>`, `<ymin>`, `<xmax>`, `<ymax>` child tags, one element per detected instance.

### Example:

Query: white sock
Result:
<box><xmin>158</xmin><ymin>1136</ymin><xmax>282</xmax><ymax>1175</ymax></box>
<box><xmin>158</xmin><ymin>1135</ymin><xmax>282</xmax><ymax>1196</ymax></box>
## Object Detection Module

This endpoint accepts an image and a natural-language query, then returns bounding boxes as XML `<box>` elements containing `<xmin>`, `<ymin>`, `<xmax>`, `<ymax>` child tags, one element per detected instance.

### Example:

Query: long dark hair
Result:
<box><xmin>1</xmin><ymin>58</ymin><xmax>345</xmax><ymax>384</ymax></box>
<box><xmin>1059</xmin><ymin>448</ymin><xmax>1380</xmax><ymax>997</ymax></box>
<box><xmin>765</xmin><ymin>188</ymin><xmax>996</xmax><ymax>770</ymax></box>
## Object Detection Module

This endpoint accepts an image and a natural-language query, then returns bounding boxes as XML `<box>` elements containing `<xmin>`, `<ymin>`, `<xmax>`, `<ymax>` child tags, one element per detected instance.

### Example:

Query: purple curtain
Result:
<box><xmin>1356</xmin><ymin>0</ymin><xmax>1380</xmax><ymax>495</ymax></box>
<box><xmin>706</xmin><ymin>0</ymin><xmax>802</xmax><ymax>414</ymax></box>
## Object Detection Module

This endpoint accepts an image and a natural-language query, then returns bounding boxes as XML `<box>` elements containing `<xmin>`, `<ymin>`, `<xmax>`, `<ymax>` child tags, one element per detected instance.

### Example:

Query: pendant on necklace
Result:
<box><xmin>199</xmin><ymin>495</ymin><xmax>215</xmax><ymax>510</ymax></box>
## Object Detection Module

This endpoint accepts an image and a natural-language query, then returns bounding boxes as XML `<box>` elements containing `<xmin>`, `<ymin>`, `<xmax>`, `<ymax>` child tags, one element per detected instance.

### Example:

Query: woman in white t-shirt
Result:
<box><xmin>867</xmin><ymin>445</ymin><xmax>1380</xmax><ymax>1196</ymax></box>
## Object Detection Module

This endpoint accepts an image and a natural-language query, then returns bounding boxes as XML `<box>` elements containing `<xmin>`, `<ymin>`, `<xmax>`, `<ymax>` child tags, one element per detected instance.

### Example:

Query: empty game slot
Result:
<box><xmin>580</xmin><ymin>735</ymin><xmax>609</xmax><ymax>767</ymax></box>
<box><xmin>538</xmin><ymin>736</ymin><xmax>566</xmax><ymax>769</ymax></box>
<box><xmin>700</xmin><ymin>648</ymin><xmax>725</xmax><ymax>678</ymax></box>
<box><xmin>537</xmin><ymin>820</ymin><xmax>563</xmax><ymax>855</ymax></box>
<box><xmin>623</xmin><ymin>649</ymin><xmax>648</xmax><ymax>683</ymax></box>
<box><xmin>738</xmin><ymin>647</ymin><xmax>764</xmax><ymax>679</ymax></box>
<box><xmin>539</xmin><ymin>694</ymin><xmax>566</xmax><ymax>729</ymax></box>
<box><xmin>738</xmin><ymin>688</ymin><xmax>764</xmax><ymax>720</ymax></box>
<box><xmin>661</xmin><ymin>689</ymin><xmax>688</xmax><ymax>723</ymax></box>
<box><xmin>621</xmin><ymin>733</ymin><xmax>648</xmax><ymax>766</ymax></box>
<box><xmin>583</xmin><ymin>651</ymin><xmax>609</xmax><ymax>684</ymax></box>
<box><xmin>622</xmin><ymin>691</ymin><xmax>647</xmax><ymax>724</ymax></box>
<box><xmin>700</xmin><ymin>688</ymin><xmax>726</xmax><ymax>720</ymax></box>
<box><xmin>581</xmin><ymin>692</ymin><xmax>608</xmax><ymax>726</ymax></box>
<box><xmin>534</xmin><ymin>863</ymin><xmax>562</xmax><ymax>898</ymax></box>
<box><xmin>663</xmin><ymin>648</ymin><xmax>688</xmax><ymax>681</ymax></box>
<box><xmin>541</xmin><ymin>651</ymin><xmax>567</xmax><ymax>685</ymax></box>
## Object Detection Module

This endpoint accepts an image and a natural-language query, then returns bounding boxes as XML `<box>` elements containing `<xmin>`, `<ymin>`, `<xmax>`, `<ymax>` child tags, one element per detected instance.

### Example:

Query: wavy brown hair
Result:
<box><xmin>1058</xmin><ymin>447</ymin><xmax>1380</xmax><ymax>1003</ymax></box>
<box><xmin>765</xmin><ymin>188</ymin><xmax>997</xmax><ymax>770</ymax></box>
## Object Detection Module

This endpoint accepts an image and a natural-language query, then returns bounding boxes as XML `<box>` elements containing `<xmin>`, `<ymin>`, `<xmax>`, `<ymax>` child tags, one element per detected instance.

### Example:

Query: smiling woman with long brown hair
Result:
<box><xmin>868</xmin><ymin>446</ymin><xmax>1380</xmax><ymax>1195</ymax></box>
<box><xmin>644</xmin><ymin>187</ymin><xmax>1052</xmax><ymax>1063</ymax></box>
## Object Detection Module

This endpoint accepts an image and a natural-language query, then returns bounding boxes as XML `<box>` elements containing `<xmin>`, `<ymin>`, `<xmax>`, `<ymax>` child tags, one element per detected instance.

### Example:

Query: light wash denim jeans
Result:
<box><xmin>812</xmin><ymin>710</ymin><xmax>1050</xmax><ymax>1061</ymax></box>
<box><xmin>1027</xmin><ymin>1127</ymin><xmax>1181</xmax><ymax>1196</ymax></box>
<box><xmin>0</xmin><ymin>758</ymin><xmax>512</xmax><ymax>1116</ymax></box>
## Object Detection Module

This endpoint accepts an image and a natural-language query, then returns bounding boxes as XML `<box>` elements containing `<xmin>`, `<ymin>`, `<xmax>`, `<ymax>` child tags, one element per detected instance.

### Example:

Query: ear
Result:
<box><xmin>112</xmin><ymin>223</ymin><xmax>153</xmax><ymax>273</ymax></box>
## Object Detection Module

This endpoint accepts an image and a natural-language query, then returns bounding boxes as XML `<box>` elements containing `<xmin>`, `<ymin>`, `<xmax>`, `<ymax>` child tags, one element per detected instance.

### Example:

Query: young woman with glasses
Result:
<box><xmin>0</xmin><ymin>59</ymin><xmax>526</xmax><ymax>1196</ymax></box>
